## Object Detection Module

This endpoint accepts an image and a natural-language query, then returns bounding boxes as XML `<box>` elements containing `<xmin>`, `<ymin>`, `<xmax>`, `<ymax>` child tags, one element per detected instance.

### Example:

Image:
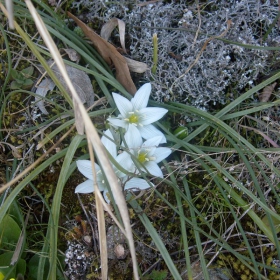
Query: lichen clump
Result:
<box><xmin>71</xmin><ymin>0</ymin><xmax>279</xmax><ymax>109</ymax></box>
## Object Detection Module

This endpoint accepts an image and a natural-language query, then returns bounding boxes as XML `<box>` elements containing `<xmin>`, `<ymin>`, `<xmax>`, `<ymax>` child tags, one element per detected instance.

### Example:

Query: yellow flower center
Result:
<box><xmin>138</xmin><ymin>152</ymin><xmax>147</xmax><ymax>163</ymax></box>
<box><xmin>128</xmin><ymin>114</ymin><xmax>139</xmax><ymax>124</ymax></box>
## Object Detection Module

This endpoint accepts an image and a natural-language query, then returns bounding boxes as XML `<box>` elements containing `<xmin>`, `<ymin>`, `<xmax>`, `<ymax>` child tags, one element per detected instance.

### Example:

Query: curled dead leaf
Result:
<box><xmin>67</xmin><ymin>12</ymin><xmax>137</xmax><ymax>95</ymax></box>
<box><xmin>100</xmin><ymin>18</ymin><xmax>148</xmax><ymax>73</ymax></box>
<box><xmin>101</xmin><ymin>18</ymin><xmax>126</xmax><ymax>54</ymax></box>
<box><xmin>124</xmin><ymin>57</ymin><xmax>149</xmax><ymax>73</ymax></box>
<box><xmin>259</xmin><ymin>82</ymin><xmax>277</xmax><ymax>102</ymax></box>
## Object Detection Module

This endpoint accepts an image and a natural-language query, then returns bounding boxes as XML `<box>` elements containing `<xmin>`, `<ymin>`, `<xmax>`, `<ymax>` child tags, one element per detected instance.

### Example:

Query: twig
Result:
<box><xmin>192</xmin><ymin>3</ymin><xmax>201</xmax><ymax>48</ymax></box>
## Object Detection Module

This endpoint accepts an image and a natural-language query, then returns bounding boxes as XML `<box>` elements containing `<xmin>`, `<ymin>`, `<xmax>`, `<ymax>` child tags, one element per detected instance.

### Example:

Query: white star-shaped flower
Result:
<box><xmin>118</xmin><ymin>125</ymin><xmax>172</xmax><ymax>178</ymax></box>
<box><xmin>107</xmin><ymin>83</ymin><xmax>168</xmax><ymax>143</ymax></box>
<box><xmin>75</xmin><ymin>129</ymin><xmax>151</xmax><ymax>203</ymax></box>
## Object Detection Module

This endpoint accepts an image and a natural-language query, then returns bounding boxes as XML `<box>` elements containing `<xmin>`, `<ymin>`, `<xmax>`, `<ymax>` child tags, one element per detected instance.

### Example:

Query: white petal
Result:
<box><xmin>131</xmin><ymin>83</ymin><xmax>151</xmax><ymax>110</ymax></box>
<box><xmin>142</xmin><ymin>136</ymin><xmax>162</xmax><ymax>156</ymax></box>
<box><xmin>153</xmin><ymin>147</ymin><xmax>172</xmax><ymax>163</ymax></box>
<box><xmin>112</xmin><ymin>92</ymin><xmax>133</xmax><ymax>117</ymax></box>
<box><xmin>77</xmin><ymin>160</ymin><xmax>100</xmax><ymax>180</ymax></box>
<box><xmin>144</xmin><ymin>161</ymin><xmax>163</xmax><ymax>178</ymax></box>
<box><xmin>75</xmin><ymin>179</ymin><xmax>94</xmax><ymax>193</ymax></box>
<box><xmin>142</xmin><ymin>136</ymin><xmax>162</xmax><ymax>149</ymax></box>
<box><xmin>116</xmin><ymin>152</ymin><xmax>136</xmax><ymax>173</ymax></box>
<box><xmin>101</xmin><ymin>129</ymin><xmax>117</xmax><ymax>158</ymax></box>
<box><xmin>124</xmin><ymin>177</ymin><xmax>152</xmax><ymax>191</ymax></box>
<box><xmin>97</xmin><ymin>180</ymin><xmax>107</xmax><ymax>192</ymax></box>
<box><xmin>124</xmin><ymin>125</ymin><xmax>142</xmax><ymax>149</ymax></box>
<box><xmin>138</xmin><ymin>125</ymin><xmax>167</xmax><ymax>143</ymax></box>
<box><xmin>139</xmin><ymin>107</ymin><xmax>168</xmax><ymax>125</ymax></box>
<box><xmin>108</xmin><ymin>117</ymin><xmax>128</xmax><ymax>129</ymax></box>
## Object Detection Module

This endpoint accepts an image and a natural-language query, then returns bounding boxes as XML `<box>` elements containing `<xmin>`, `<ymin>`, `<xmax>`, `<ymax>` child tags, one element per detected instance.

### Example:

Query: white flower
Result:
<box><xmin>75</xmin><ymin>129</ymin><xmax>151</xmax><ymax>203</ymax></box>
<box><xmin>118</xmin><ymin>125</ymin><xmax>172</xmax><ymax>178</ymax></box>
<box><xmin>107</xmin><ymin>83</ymin><xmax>168</xmax><ymax>143</ymax></box>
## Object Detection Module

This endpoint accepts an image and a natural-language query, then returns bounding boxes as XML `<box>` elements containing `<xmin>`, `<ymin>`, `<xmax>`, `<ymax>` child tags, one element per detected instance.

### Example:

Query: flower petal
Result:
<box><xmin>112</xmin><ymin>92</ymin><xmax>133</xmax><ymax>117</ymax></box>
<box><xmin>139</xmin><ymin>107</ymin><xmax>168</xmax><ymax>125</ymax></box>
<box><xmin>116</xmin><ymin>152</ymin><xmax>136</xmax><ymax>173</ymax></box>
<box><xmin>144</xmin><ymin>161</ymin><xmax>163</xmax><ymax>177</ymax></box>
<box><xmin>107</xmin><ymin>117</ymin><xmax>128</xmax><ymax>129</ymax></box>
<box><xmin>101</xmin><ymin>129</ymin><xmax>117</xmax><ymax>158</ymax></box>
<box><xmin>97</xmin><ymin>180</ymin><xmax>107</xmax><ymax>192</ymax></box>
<box><xmin>142</xmin><ymin>136</ymin><xmax>162</xmax><ymax>149</ymax></box>
<box><xmin>138</xmin><ymin>124</ymin><xmax>166</xmax><ymax>143</ymax></box>
<box><xmin>77</xmin><ymin>160</ymin><xmax>100</xmax><ymax>180</ymax></box>
<box><xmin>141</xmin><ymin>136</ymin><xmax>162</xmax><ymax>156</ymax></box>
<box><xmin>153</xmin><ymin>147</ymin><xmax>172</xmax><ymax>163</ymax></box>
<box><xmin>75</xmin><ymin>179</ymin><xmax>94</xmax><ymax>193</ymax></box>
<box><xmin>124</xmin><ymin>177</ymin><xmax>152</xmax><ymax>191</ymax></box>
<box><xmin>124</xmin><ymin>125</ymin><xmax>142</xmax><ymax>149</ymax></box>
<box><xmin>131</xmin><ymin>83</ymin><xmax>151</xmax><ymax>110</ymax></box>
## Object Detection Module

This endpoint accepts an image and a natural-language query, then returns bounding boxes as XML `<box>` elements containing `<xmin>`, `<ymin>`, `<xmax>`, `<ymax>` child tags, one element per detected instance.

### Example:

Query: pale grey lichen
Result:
<box><xmin>64</xmin><ymin>241</ymin><xmax>94</xmax><ymax>280</ymax></box>
<box><xmin>71</xmin><ymin>0</ymin><xmax>279</xmax><ymax>109</ymax></box>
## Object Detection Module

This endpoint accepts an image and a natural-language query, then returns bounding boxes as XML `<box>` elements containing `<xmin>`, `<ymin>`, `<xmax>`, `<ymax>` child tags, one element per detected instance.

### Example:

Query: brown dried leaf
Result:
<box><xmin>259</xmin><ymin>82</ymin><xmax>277</xmax><ymax>102</ymax></box>
<box><xmin>124</xmin><ymin>57</ymin><xmax>149</xmax><ymax>73</ymax></box>
<box><xmin>67</xmin><ymin>12</ymin><xmax>136</xmax><ymax>95</ymax></box>
<box><xmin>101</xmin><ymin>18</ymin><xmax>126</xmax><ymax>54</ymax></box>
<box><xmin>60</xmin><ymin>48</ymin><xmax>81</xmax><ymax>63</ymax></box>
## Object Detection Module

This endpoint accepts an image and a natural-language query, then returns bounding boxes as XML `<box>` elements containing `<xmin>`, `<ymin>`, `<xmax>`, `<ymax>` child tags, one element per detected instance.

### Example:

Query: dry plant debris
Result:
<box><xmin>67</xmin><ymin>11</ymin><xmax>137</xmax><ymax>95</ymax></box>
<box><xmin>35</xmin><ymin>59</ymin><xmax>95</xmax><ymax>114</ymax></box>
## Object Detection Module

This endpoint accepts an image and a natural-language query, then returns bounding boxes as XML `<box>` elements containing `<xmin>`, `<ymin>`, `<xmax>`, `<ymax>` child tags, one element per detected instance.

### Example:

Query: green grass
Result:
<box><xmin>0</xmin><ymin>0</ymin><xmax>280</xmax><ymax>279</ymax></box>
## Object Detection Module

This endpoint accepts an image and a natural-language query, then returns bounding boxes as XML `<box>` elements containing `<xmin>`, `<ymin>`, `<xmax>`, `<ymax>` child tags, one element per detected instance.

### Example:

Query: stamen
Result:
<box><xmin>128</xmin><ymin>114</ymin><xmax>139</xmax><ymax>124</ymax></box>
<box><xmin>138</xmin><ymin>152</ymin><xmax>147</xmax><ymax>163</ymax></box>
